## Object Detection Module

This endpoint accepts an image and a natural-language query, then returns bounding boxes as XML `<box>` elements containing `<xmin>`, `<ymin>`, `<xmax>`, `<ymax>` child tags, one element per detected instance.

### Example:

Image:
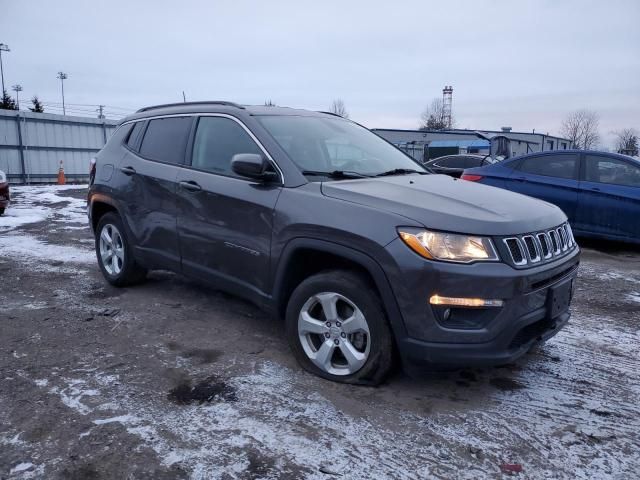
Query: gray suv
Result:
<box><xmin>88</xmin><ymin>101</ymin><xmax>579</xmax><ymax>385</ymax></box>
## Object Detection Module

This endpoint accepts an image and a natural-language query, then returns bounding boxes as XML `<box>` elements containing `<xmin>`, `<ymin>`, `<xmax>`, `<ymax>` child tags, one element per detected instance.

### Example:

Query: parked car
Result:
<box><xmin>423</xmin><ymin>154</ymin><xmax>495</xmax><ymax>178</ymax></box>
<box><xmin>0</xmin><ymin>169</ymin><xmax>9</xmax><ymax>215</ymax></box>
<box><xmin>462</xmin><ymin>150</ymin><xmax>640</xmax><ymax>244</ymax></box>
<box><xmin>88</xmin><ymin>102</ymin><xmax>579</xmax><ymax>385</ymax></box>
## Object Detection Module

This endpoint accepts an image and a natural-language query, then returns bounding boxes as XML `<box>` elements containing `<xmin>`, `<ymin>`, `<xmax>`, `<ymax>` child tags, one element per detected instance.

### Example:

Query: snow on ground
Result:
<box><xmin>0</xmin><ymin>184</ymin><xmax>89</xmax><ymax>233</ymax></box>
<box><xmin>0</xmin><ymin>185</ymin><xmax>94</xmax><ymax>267</ymax></box>
<box><xmin>0</xmin><ymin>233</ymin><xmax>94</xmax><ymax>264</ymax></box>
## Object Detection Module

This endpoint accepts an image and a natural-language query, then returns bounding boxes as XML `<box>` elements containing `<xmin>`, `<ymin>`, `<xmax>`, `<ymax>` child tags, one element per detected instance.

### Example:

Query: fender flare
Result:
<box><xmin>271</xmin><ymin>237</ymin><xmax>408</xmax><ymax>341</ymax></box>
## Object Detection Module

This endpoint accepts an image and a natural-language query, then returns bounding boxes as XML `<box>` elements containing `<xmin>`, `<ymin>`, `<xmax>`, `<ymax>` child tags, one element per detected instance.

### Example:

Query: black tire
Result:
<box><xmin>95</xmin><ymin>212</ymin><xmax>147</xmax><ymax>287</ymax></box>
<box><xmin>285</xmin><ymin>270</ymin><xmax>394</xmax><ymax>386</ymax></box>
<box><xmin>0</xmin><ymin>207</ymin><xmax>4</xmax><ymax>216</ymax></box>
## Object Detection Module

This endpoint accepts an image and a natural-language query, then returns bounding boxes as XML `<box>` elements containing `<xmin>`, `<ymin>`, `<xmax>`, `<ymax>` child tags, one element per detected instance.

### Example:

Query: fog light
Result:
<box><xmin>429</xmin><ymin>295</ymin><xmax>504</xmax><ymax>308</ymax></box>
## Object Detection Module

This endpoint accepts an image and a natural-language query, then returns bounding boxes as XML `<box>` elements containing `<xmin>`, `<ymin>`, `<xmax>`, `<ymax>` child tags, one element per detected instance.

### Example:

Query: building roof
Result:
<box><xmin>428</xmin><ymin>139</ymin><xmax>490</xmax><ymax>148</ymax></box>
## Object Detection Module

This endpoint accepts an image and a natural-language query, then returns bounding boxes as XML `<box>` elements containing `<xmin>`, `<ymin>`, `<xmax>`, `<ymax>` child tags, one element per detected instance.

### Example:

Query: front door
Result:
<box><xmin>176</xmin><ymin>115</ymin><xmax>282</xmax><ymax>300</ymax></box>
<box><xmin>505</xmin><ymin>153</ymin><xmax>580</xmax><ymax>223</ymax></box>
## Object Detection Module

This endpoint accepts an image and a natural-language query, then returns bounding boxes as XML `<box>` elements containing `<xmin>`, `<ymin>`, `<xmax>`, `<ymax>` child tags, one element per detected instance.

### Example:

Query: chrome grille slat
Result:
<box><xmin>502</xmin><ymin>222</ymin><xmax>576</xmax><ymax>267</ymax></box>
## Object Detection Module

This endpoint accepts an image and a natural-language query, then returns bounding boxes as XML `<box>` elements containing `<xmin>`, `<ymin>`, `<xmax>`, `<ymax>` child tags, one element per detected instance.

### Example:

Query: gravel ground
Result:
<box><xmin>1</xmin><ymin>185</ymin><xmax>639</xmax><ymax>479</ymax></box>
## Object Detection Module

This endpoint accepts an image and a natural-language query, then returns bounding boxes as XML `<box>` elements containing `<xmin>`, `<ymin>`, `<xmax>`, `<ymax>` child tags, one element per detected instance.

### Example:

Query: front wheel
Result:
<box><xmin>95</xmin><ymin>212</ymin><xmax>147</xmax><ymax>287</ymax></box>
<box><xmin>285</xmin><ymin>270</ymin><xmax>394</xmax><ymax>385</ymax></box>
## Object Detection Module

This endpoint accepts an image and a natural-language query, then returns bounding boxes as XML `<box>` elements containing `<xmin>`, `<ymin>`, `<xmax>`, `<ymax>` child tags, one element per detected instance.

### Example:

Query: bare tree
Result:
<box><xmin>560</xmin><ymin>110</ymin><xmax>600</xmax><ymax>150</ymax></box>
<box><xmin>264</xmin><ymin>99</ymin><xmax>276</xmax><ymax>107</ymax></box>
<box><xmin>419</xmin><ymin>98</ymin><xmax>453</xmax><ymax>130</ymax></box>
<box><xmin>613</xmin><ymin>128</ymin><xmax>639</xmax><ymax>155</ymax></box>
<box><xmin>329</xmin><ymin>99</ymin><xmax>349</xmax><ymax>118</ymax></box>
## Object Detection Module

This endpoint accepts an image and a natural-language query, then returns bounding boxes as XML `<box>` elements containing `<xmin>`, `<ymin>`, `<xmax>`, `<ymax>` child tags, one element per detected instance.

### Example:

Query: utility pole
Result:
<box><xmin>57</xmin><ymin>71</ymin><xmax>68</xmax><ymax>115</ymax></box>
<box><xmin>97</xmin><ymin>104</ymin><xmax>105</xmax><ymax>119</ymax></box>
<box><xmin>12</xmin><ymin>84</ymin><xmax>22</xmax><ymax>109</ymax></box>
<box><xmin>0</xmin><ymin>43</ymin><xmax>10</xmax><ymax>94</ymax></box>
<box><xmin>182</xmin><ymin>91</ymin><xmax>186</xmax><ymax>103</ymax></box>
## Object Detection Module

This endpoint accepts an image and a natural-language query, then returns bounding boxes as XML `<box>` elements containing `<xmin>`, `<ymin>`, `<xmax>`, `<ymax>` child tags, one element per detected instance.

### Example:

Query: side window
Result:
<box><xmin>516</xmin><ymin>154</ymin><xmax>578</xmax><ymax>179</ymax></box>
<box><xmin>139</xmin><ymin>117</ymin><xmax>192</xmax><ymax>164</ymax></box>
<box><xmin>191</xmin><ymin>117</ymin><xmax>262</xmax><ymax>176</ymax></box>
<box><xmin>126</xmin><ymin>122</ymin><xmax>145</xmax><ymax>151</ymax></box>
<box><xmin>436</xmin><ymin>156</ymin><xmax>467</xmax><ymax>168</ymax></box>
<box><xmin>584</xmin><ymin>155</ymin><xmax>640</xmax><ymax>187</ymax></box>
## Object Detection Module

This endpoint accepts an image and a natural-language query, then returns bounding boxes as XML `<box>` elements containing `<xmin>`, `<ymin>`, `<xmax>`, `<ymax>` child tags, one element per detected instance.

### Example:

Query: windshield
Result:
<box><xmin>257</xmin><ymin>115</ymin><xmax>426</xmax><ymax>178</ymax></box>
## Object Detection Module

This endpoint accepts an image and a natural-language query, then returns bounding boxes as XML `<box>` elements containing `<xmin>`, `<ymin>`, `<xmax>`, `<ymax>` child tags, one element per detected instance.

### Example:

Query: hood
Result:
<box><xmin>320</xmin><ymin>174</ymin><xmax>566</xmax><ymax>236</ymax></box>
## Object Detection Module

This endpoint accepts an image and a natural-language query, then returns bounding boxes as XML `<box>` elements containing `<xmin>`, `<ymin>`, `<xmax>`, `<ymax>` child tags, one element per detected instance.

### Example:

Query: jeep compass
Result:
<box><xmin>88</xmin><ymin>101</ymin><xmax>579</xmax><ymax>385</ymax></box>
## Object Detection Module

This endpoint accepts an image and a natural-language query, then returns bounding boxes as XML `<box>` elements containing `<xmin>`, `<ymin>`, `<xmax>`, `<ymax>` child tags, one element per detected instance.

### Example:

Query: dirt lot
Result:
<box><xmin>1</xmin><ymin>185</ymin><xmax>639</xmax><ymax>479</ymax></box>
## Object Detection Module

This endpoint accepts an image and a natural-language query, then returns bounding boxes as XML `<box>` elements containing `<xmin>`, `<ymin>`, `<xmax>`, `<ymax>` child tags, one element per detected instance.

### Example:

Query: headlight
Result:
<box><xmin>398</xmin><ymin>228</ymin><xmax>499</xmax><ymax>263</ymax></box>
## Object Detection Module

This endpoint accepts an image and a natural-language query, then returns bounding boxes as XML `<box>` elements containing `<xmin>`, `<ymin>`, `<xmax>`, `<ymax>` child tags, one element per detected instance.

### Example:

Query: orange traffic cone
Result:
<box><xmin>57</xmin><ymin>160</ymin><xmax>66</xmax><ymax>185</ymax></box>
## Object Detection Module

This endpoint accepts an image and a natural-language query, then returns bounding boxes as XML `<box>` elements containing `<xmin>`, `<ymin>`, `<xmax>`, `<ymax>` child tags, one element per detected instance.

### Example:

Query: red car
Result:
<box><xmin>0</xmin><ymin>169</ymin><xmax>9</xmax><ymax>215</ymax></box>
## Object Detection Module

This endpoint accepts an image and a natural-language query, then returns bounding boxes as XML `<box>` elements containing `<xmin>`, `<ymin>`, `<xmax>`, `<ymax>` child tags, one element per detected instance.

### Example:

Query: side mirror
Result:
<box><xmin>231</xmin><ymin>153</ymin><xmax>279</xmax><ymax>182</ymax></box>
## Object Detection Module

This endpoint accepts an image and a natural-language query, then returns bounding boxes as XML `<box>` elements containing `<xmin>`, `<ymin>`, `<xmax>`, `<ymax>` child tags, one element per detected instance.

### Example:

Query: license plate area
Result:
<box><xmin>547</xmin><ymin>279</ymin><xmax>573</xmax><ymax>318</ymax></box>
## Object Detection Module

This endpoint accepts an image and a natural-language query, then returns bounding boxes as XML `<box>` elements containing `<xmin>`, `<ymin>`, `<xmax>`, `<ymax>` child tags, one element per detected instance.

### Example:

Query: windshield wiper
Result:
<box><xmin>301</xmin><ymin>170</ymin><xmax>371</xmax><ymax>179</ymax></box>
<box><xmin>375</xmin><ymin>168</ymin><xmax>427</xmax><ymax>177</ymax></box>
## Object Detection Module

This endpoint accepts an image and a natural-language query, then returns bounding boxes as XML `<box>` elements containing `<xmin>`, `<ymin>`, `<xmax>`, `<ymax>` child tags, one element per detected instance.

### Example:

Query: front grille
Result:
<box><xmin>502</xmin><ymin>222</ymin><xmax>577</xmax><ymax>267</ymax></box>
<box><xmin>505</xmin><ymin>238</ymin><xmax>525</xmax><ymax>265</ymax></box>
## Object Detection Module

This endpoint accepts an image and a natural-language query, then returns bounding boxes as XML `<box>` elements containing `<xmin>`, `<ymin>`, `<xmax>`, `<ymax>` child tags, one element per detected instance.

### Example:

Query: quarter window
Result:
<box><xmin>126</xmin><ymin>122</ymin><xmax>145</xmax><ymax>151</ymax></box>
<box><xmin>139</xmin><ymin>117</ymin><xmax>192</xmax><ymax>164</ymax></box>
<box><xmin>584</xmin><ymin>155</ymin><xmax>640</xmax><ymax>187</ymax></box>
<box><xmin>516</xmin><ymin>154</ymin><xmax>577</xmax><ymax>179</ymax></box>
<box><xmin>191</xmin><ymin>117</ymin><xmax>262</xmax><ymax>176</ymax></box>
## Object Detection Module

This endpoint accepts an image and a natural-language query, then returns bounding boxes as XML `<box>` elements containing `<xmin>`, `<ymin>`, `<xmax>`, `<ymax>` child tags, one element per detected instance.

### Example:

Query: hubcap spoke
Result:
<box><xmin>341</xmin><ymin>310</ymin><xmax>368</xmax><ymax>334</ymax></box>
<box><xmin>101</xmin><ymin>227</ymin><xmax>112</xmax><ymax>245</ymax></box>
<box><xmin>339</xmin><ymin>340</ymin><xmax>366</xmax><ymax>370</ymax></box>
<box><xmin>316</xmin><ymin>293</ymin><xmax>339</xmax><ymax>322</ymax></box>
<box><xmin>310</xmin><ymin>340</ymin><xmax>335</xmax><ymax>370</ymax></box>
<box><xmin>299</xmin><ymin>311</ymin><xmax>328</xmax><ymax>335</ymax></box>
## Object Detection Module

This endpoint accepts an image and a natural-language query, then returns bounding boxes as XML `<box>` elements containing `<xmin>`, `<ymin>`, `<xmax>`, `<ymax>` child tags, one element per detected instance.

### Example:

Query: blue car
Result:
<box><xmin>462</xmin><ymin>150</ymin><xmax>640</xmax><ymax>244</ymax></box>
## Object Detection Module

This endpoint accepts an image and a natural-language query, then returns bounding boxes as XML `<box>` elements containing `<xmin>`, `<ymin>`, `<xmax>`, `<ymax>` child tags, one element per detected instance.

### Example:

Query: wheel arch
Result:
<box><xmin>272</xmin><ymin>238</ymin><xmax>408</xmax><ymax>342</ymax></box>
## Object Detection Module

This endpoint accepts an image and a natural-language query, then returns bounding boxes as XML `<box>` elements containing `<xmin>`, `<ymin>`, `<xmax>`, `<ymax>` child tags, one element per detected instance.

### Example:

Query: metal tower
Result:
<box><xmin>442</xmin><ymin>85</ymin><xmax>453</xmax><ymax>129</ymax></box>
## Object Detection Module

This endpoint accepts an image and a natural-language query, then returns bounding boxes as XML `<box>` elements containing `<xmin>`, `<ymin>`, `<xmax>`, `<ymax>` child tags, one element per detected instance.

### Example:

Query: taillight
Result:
<box><xmin>461</xmin><ymin>174</ymin><xmax>483</xmax><ymax>182</ymax></box>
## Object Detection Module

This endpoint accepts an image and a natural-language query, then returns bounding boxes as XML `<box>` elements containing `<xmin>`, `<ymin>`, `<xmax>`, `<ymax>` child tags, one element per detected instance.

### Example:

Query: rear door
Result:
<box><xmin>176</xmin><ymin>115</ymin><xmax>282</xmax><ymax>300</ymax></box>
<box><xmin>504</xmin><ymin>153</ymin><xmax>580</xmax><ymax>222</ymax></box>
<box><xmin>115</xmin><ymin>116</ymin><xmax>194</xmax><ymax>271</ymax></box>
<box><xmin>576</xmin><ymin>154</ymin><xmax>640</xmax><ymax>240</ymax></box>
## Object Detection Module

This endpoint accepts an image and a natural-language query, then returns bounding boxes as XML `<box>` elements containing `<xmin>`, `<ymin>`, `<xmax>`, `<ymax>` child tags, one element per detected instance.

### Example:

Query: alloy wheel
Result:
<box><xmin>99</xmin><ymin>223</ymin><xmax>125</xmax><ymax>276</ymax></box>
<box><xmin>298</xmin><ymin>292</ymin><xmax>371</xmax><ymax>376</ymax></box>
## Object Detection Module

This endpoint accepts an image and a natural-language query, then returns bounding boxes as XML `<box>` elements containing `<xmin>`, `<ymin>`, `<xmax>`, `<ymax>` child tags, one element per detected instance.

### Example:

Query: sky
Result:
<box><xmin>1</xmin><ymin>0</ymin><xmax>639</xmax><ymax>147</ymax></box>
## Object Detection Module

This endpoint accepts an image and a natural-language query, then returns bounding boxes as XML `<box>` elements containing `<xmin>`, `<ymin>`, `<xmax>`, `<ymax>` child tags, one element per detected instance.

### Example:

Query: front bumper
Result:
<box><xmin>385</xmin><ymin>238</ymin><xmax>580</xmax><ymax>368</ymax></box>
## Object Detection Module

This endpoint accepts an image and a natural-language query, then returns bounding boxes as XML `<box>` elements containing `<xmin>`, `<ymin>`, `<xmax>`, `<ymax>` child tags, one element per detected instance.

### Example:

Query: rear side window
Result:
<box><xmin>126</xmin><ymin>122</ymin><xmax>145</xmax><ymax>151</ymax></box>
<box><xmin>516</xmin><ymin>154</ymin><xmax>577</xmax><ymax>179</ymax></box>
<box><xmin>435</xmin><ymin>156</ymin><xmax>467</xmax><ymax>168</ymax></box>
<box><xmin>191</xmin><ymin>117</ymin><xmax>262</xmax><ymax>176</ymax></box>
<box><xmin>584</xmin><ymin>155</ymin><xmax>640</xmax><ymax>187</ymax></box>
<box><xmin>139</xmin><ymin>117</ymin><xmax>192</xmax><ymax>164</ymax></box>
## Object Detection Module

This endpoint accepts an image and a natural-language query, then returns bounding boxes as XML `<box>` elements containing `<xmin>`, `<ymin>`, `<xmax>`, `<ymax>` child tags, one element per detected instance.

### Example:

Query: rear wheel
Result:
<box><xmin>285</xmin><ymin>270</ymin><xmax>394</xmax><ymax>385</ymax></box>
<box><xmin>95</xmin><ymin>212</ymin><xmax>147</xmax><ymax>287</ymax></box>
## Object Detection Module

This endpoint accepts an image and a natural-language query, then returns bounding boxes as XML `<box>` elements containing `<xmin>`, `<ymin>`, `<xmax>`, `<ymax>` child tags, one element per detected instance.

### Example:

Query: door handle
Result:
<box><xmin>179</xmin><ymin>180</ymin><xmax>202</xmax><ymax>192</ymax></box>
<box><xmin>120</xmin><ymin>166</ymin><xmax>136</xmax><ymax>175</ymax></box>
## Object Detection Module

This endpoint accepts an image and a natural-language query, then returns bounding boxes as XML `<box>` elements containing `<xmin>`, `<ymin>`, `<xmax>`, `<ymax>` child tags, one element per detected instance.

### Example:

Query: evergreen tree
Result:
<box><xmin>0</xmin><ymin>90</ymin><xmax>18</xmax><ymax>110</ymax></box>
<box><xmin>29</xmin><ymin>95</ymin><xmax>45</xmax><ymax>113</ymax></box>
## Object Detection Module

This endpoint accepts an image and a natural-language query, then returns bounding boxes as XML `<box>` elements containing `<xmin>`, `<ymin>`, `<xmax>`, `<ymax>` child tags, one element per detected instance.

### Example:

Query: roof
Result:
<box><xmin>428</xmin><ymin>139</ymin><xmax>490</xmax><ymax>148</ymax></box>
<box><xmin>123</xmin><ymin>101</ymin><xmax>333</xmax><ymax>123</ymax></box>
<box><xmin>372</xmin><ymin>127</ymin><xmax>572</xmax><ymax>143</ymax></box>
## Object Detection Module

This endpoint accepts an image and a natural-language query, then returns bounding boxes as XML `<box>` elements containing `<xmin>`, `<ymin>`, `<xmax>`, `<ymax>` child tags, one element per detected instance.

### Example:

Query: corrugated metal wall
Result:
<box><xmin>0</xmin><ymin>110</ymin><xmax>119</xmax><ymax>183</ymax></box>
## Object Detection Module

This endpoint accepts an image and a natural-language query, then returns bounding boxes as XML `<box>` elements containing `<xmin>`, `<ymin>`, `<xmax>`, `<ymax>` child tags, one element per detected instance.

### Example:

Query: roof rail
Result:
<box><xmin>136</xmin><ymin>101</ymin><xmax>245</xmax><ymax>113</ymax></box>
<box><xmin>317</xmin><ymin>110</ymin><xmax>343</xmax><ymax>118</ymax></box>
